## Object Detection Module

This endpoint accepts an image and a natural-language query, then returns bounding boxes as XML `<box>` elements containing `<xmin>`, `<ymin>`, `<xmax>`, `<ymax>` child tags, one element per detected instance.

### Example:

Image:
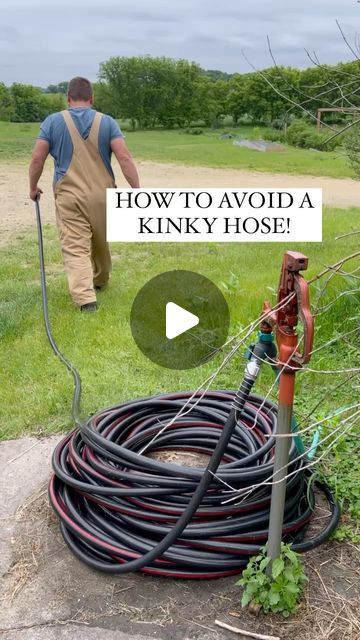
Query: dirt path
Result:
<box><xmin>0</xmin><ymin>160</ymin><xmax>359</xmax><ymax>236</ymax></box>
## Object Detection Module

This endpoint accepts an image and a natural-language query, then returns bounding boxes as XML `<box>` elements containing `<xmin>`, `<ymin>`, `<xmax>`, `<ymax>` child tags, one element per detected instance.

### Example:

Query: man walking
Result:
<box><xmin>29</xmin><ymin>76</ymin><xmax>140</xmax><ymax>312</ymax></box>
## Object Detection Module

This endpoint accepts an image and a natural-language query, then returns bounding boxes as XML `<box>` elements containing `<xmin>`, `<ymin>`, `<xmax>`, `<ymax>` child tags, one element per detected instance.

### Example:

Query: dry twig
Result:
<box><xmin>215</xmin><ymin>620</ymin><xmax>280</xmax><ymax>640</ymax></box>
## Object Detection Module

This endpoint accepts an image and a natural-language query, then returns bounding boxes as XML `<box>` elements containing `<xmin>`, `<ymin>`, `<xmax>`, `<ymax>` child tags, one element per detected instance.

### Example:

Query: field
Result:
<box><xmin>0</xmin><ymin>120</ymin><xmax>355</xmax><ymax>178</ymax></box>
<box><xmin>0</xmin><ymin>207</ymin><xmax>358</xmax><ymax>438</ymax></box>
<box><xmin>0</xmin><ymin>121</ymin><xmax>359</xmax><ymax>541</ymax></box>
<box><xmin>125</xmin><ymin>129</ymin><xmax>355</xmax><ymax>178</ymax></box>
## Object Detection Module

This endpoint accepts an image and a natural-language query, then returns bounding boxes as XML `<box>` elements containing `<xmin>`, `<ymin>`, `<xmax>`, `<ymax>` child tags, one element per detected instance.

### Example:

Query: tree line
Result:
<box><xmin>0</xmin><ymin>83</ymin><xmax>65</xmax><ymax>122</ymax></box>
<box><xmin>0</xmin><ymin>56</ymin><xmax>359</xmax><ymax>127</ymax></box>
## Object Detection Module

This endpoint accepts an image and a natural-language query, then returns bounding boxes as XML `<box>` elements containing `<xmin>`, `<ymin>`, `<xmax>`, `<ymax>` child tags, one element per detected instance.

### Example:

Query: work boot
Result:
<box><xmin>81</xmin><ymin>302</ymin><xmax>98</xmax><ymax>313</ymax></box>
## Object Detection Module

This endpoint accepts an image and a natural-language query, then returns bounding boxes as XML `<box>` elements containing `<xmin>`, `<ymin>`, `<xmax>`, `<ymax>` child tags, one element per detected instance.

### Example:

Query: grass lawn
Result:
<box><xmin>1</xmin><ymin>206</ymin><xmax>358</xmax><ymax>439</ymax></box>
<box><xmin>124</xmin><ymin>129</ymin><xmax>354</xmax><ymax>179</ymax></box>
<box><xmin>0</xmin><ymin>207</ymin><xmax>359</xmax><ymax>536</ymax></box>
<box><xmin>0</xmin><ymin>121</ymin><xmax>354</xmax><ymax>178</ymax></box>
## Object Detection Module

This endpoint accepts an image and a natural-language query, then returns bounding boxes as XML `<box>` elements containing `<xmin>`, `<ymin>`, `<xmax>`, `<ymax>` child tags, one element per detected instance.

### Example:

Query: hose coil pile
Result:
<box><xmin>50</xmin><ymin>390</ymin><xmax>340</xmax><ymax>579</ymax></box>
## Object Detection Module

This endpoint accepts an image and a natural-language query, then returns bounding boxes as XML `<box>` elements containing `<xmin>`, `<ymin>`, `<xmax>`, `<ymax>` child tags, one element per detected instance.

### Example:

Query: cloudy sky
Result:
<box><xmin>0</xmin><ymin>0</ymin><xmax>359</xmax><ymax>86</ymax></box>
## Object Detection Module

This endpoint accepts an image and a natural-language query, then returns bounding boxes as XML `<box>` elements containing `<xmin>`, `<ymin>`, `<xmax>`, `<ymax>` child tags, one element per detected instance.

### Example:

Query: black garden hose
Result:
<box><xmin>49</xmin><ymin>391</ymin><xmax>340</xmax><ymax>578</ymax></box>
<box><xmin>35</xmin><ymin>198</ymin><xmax>82</xmax><ymax>427</ymax></box>
<box><xmin>34</xmin><ymin>199</ymin><xmax>340</xmax><ymax>579</ymax></box>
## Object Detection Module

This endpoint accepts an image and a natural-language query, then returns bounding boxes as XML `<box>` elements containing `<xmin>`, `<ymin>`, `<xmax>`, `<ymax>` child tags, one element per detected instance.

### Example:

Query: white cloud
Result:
<box><xmin>0</xmin><ymin>0</ymin><xmax>359</xmax><ymax>84</ymax></box>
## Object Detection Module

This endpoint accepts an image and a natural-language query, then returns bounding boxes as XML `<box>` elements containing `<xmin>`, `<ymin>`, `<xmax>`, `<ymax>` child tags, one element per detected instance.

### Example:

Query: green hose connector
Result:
<box><xmin>290</xmin><ymin>412</ymin><xmax>307</xmax><ymax>456</ymax></box>
<box><xmin>307</xmin><ymin>428</ymin><xmax>321</xmax><ymax>460</ymax></box>
<box><xmin>246</xmin><ymin>331</ymin><xmax>319</xmax><ymax>459</ymax></box>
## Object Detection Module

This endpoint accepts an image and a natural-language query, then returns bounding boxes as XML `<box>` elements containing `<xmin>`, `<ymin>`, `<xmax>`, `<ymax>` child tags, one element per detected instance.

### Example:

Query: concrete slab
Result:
<box><xmin>0</xmin><ymin>436</ymin><xmax>61</xmax><ymax>576</ymax></box>
<box><xmin>1</xmin><ymin>625</ymin><xmax>153</xmax><ymax>640</ymax></box>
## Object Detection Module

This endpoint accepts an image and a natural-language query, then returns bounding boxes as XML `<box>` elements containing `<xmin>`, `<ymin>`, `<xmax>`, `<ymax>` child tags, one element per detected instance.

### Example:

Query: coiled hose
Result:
<box><xmin>34</xmin><ymin>199</ymin><xmax>340</xmax><ymax>579</ymax></box>
<box><xmin>49</xmin><ymin>391</ymin><xmax>339</xmax><ymax>578</ymax></box>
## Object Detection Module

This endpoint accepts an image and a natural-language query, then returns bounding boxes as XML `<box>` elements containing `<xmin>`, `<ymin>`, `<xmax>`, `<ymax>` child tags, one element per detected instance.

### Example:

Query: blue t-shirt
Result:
<box><xmin>38</xmin><ymin>108</ymin><xmax>123</xmax><ymax>183</ymax></box>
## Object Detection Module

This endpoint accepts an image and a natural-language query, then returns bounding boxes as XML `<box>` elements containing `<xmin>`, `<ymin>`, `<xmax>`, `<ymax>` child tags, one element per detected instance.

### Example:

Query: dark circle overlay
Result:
<box><xmin>130</xmin><ymin>270</ymin><xmax>230</xmax><ymax>370</ymax></box>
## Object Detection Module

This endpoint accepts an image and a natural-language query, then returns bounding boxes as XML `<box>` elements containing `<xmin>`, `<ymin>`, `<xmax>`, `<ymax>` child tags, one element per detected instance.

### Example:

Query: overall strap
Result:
<box><xmin>88</xmin><ymin>111</ymin><xmax>103</xmax><ymax>148</ymax></box>
<box><xmin>61</xmin><ymin>110</ymin><xmax>85</xmax><ymax>147</ymax></box>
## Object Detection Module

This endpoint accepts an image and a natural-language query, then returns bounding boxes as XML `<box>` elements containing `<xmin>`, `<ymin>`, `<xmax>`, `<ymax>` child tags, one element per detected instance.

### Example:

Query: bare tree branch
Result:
<box><xmin>268</xmin><ymin>37</ymin><xmax>358</xmax><ymax>114</ymax></box>
<box><xmin>241</xmin><ymin>49</ymin><xmax>336</xmax><ymax>129</ymax></box>
<box><xmin>306</xmin><ymin>47</ymin><xmax>360</xmax><ymax>80</ymax></box>
<box><xmin>321</xmin><ymin>117</ymin><xmax>360</xmax><ymax>146</ymax></box>
<box><xmin>336</xmin><ymin>19</ymin><xmax>360</xmax><ymax>61</ymax></box>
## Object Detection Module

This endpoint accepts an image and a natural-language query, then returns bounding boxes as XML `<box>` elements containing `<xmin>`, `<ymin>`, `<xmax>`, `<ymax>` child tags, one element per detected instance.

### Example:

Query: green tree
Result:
<box><xmin>99</xmin><ymin>55</ymin><xmax>202</xmax><ymax>129</ymax></box>
<box><xmin>298</xmin><ymin>65</ymin><xmax>336</xmax><ymax>117</ymax></box>
<box><xmin>10</xmin><ymin>84</ymin><xmax>46</xmax><ymax>122</ymax></box>
<box><xmin>344</xmin><ymin>122</ymin><xmax>360</xmax><ymax>178</ymax></box>
<box><xmin>244</xmin><ymin>67</ymin><xmax>300</xmax><ymax>123</ymax></box>
<box><xmin>203</xmin><ymin>69</ymin><xmax>233</xmax><ymax>82</ymax></box>
<box><xmin>93</xmin><ymin>82</ymin><xmax>118</xmax><ymax>117</ymax></box>
<box><xmin>172</xmin><ymin>59</ymin><xmax>202</xmax><ymax>127</ymax></box>
<box><xmin>46</xmin><ymin>81</ymin><xmax>68</xmax><ymax>94</ymax></box>
<box><xmin>195</xmin><ymin>76</ymin><xmax>229</xmax><ymax>127</ymax></box>
<box><xmin>297</xmin><ymin>61</ymin><xmax>360</xmax><ymax>126</ymax></box>
<box><xmin>0</xmin><ymin>83</ymin><xmax>14</xmax><ymax>121</ymax></box>
<box><xmin>142</xmin><ymin>57</ymin><xmax>178</xmax><ymax>128</ymax></box>
<box><xmin>99</xmin><ymin>56</ymin><xmax>147</xmax><ymax>129</ymax></box>
<box><xmin>226</xmin><ymin>74</ymin><xmax>250</xmax><ymax>124</ymax></box>
<box><xmin>42</xmin><ymin>93</ymin><xmax>66</xmax><ymax>116</ymax></box>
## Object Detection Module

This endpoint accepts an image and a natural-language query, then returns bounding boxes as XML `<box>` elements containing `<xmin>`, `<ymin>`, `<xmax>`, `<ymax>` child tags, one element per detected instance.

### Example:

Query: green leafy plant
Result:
<box><xmin>344</xmin><ymin>123</ymin><xmax>360</xmax><ymax>179</ymax></box>
<box><xmin>262</xmin><ymin>127</ymin><xmax>286</xmax><ymax>143</ymax></box>
<box><xmin>236</xmin><ymin>543</ymin><xmax>308</xmax><ymax>617</ymax></box>
<box><xmin>250</xmin><ymin>126</ymin><xmax>261</xmax><ymax>140</ymax></box>
<box><xmin>220</xmin><ymin>271</ymin><xmax>244</xmax><ymax>296</ymax></box>
<box><xmin>184</xmin><ymin>128</ymin><xmax>204</xmax><ymax>135</ymax></box>
<box><xmin>285</xmin><ymin>119</ymin><xmax>341</xmax><ymax>151</ymax></box>
<box><xmin>323</xmin><ymin>430</ymin><xmax>360</xmax><ymax>543</ymax></box>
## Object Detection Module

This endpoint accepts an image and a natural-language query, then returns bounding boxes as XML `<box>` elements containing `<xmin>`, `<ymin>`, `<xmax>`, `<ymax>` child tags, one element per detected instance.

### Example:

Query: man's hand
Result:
<box><xmin>30</xmin><ymin>186</ymin><xmax>43</xmax><ymax>201</ymax></box>
<box><xmin>29</xmin><ymin>139</ymin><xmax>49</xmax><ymax>201</ymax></box>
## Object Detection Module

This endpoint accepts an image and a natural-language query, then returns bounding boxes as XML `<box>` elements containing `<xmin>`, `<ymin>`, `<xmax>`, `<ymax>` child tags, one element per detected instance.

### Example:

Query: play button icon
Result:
<box><xmin>130</xmin><ymin>270</ymin><xmax>230</xmax><ymax>370</ymax></box>
<box><xmin>166</xmin><ymin>302</ymin><xmax>199</xmax><ymax>340</ymax></box>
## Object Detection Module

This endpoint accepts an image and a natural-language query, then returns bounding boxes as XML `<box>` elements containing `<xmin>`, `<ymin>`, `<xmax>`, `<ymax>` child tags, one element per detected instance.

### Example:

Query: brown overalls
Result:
<box><xmin>54</xmin><ymin>110</ymin><xmax>115</xmax><ymax>306</ymax></box>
